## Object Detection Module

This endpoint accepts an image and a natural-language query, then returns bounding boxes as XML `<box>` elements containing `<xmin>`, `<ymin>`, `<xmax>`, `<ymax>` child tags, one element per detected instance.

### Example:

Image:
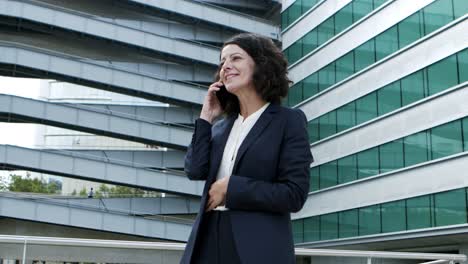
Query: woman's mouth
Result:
<box><xmin>225</xmin><ymin>74</ymin><xmax>238</xmax><ymax>81</ymax></box>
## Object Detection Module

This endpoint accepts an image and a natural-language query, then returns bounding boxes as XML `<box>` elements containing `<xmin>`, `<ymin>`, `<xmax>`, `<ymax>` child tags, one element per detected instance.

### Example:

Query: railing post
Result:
<box><xmin>21</xmin><ymin>239</ymin><xmax>27</xmax><ymax>264</ymax></box>
<box><xmin>367</xmin><ymin>257</ymin><xmax>372</xmax><ymax>264</ymax></box>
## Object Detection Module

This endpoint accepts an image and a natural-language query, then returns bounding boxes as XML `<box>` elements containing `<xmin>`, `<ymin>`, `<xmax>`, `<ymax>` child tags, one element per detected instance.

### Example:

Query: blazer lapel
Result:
<box><xmin>233</xmin><ymin>103</ymin><xmax>279</xmax><ymax>172</ymax></box>
<box><xmin>208</xmin><ymin>115</ymin><xmax>236</xmax><ymax>183</ymax></box>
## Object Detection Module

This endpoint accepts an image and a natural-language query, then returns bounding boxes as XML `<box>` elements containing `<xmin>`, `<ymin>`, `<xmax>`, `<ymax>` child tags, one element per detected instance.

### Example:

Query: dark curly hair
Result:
<box><xmin>214</xmin><ymin>33</ymin><xmax>292</xmax><ymax>115</ymax></box>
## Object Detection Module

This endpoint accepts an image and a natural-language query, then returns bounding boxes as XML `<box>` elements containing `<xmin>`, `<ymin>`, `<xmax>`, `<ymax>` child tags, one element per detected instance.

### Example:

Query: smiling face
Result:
<box><xmin>219</xmin><ymin>44</ymin><xmax>256</xmax><ymax>97</ymax></box>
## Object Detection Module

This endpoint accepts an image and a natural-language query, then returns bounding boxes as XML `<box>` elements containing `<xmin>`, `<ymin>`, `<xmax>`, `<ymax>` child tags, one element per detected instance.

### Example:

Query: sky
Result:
<box><xmin>0</xmin><ymin>76</ymin><xmax>42</xmax><ymax>181</ymax></box>
<box><xmin>0</xmin><ymin>76</ymin><xmax>41</xmax><ymax>147</ymax></box>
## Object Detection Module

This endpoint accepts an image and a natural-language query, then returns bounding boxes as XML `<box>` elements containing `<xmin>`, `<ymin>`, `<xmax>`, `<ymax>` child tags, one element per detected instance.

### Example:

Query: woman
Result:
<box><xmin>181</xmin><ymin>33</ymin><xmax>313</xmax><ymax>264</ymax></box>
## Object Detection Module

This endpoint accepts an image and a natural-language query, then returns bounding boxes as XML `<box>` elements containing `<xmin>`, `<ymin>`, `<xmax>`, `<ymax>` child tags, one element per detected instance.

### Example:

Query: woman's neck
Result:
<box><xmin>237</xmin><ymin>90</ymin><xmax>267</xmax><ymax>119</ymax></box>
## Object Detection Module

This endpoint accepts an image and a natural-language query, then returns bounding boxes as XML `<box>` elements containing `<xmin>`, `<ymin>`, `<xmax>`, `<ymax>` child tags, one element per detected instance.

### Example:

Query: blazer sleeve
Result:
<box><xmin>225</xmin><ymin>109</ymin><xmax>313</xmax><ymax>213</ymax></box>
<box><xmin>184</xmin><ymin>118</ymin><xmax>213</xmax><ymax>181</ymax></box>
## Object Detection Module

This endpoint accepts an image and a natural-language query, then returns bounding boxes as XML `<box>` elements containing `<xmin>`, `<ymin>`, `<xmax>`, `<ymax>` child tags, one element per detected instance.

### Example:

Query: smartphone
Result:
<box><xmin>216</xmin><ymin>85</ymin><xmax>230</xmax><ymax>109</ymax></box>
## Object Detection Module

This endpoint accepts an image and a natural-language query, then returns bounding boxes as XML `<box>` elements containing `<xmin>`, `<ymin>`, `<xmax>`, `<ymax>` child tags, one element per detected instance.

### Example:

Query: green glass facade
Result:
<box><xmin>284</xmin><ymin>0</ymin><xmax>387</xmax><ymax>65</ymax></box>
<box><xmin>282</xmin><ymin>0</ymin><xmax>321</xmax><ymax>30</ymax></box>
<box><xmin>286</xmin><ymin>0</ymin><xmax>468</xmax><ymax>249</ymax></box>
<box><xmin>286</xmin><ymin>0</ymin><xmax>468</xmax><ymax>107</ymax></box>
<box><xmin>307</xmin><ymin>49</ymin><xmax>467</xmax><ymax>144</ymax></box>
<box><xmin>293</xmin><ymin>187</ymin><xmax>468</xmax><ymax>243</ymax></box>
<box><xmin>310</xmin><ymin>116</ymin><xmax>468</xmax><ymax>192</ymax></box>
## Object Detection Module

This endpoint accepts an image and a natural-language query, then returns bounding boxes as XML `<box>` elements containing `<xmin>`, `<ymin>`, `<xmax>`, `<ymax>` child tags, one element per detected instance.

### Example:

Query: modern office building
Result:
<box><xmin>282</xmin><ymin>0</ymin><xmax>468</xmax><ymax>262</ymax></box>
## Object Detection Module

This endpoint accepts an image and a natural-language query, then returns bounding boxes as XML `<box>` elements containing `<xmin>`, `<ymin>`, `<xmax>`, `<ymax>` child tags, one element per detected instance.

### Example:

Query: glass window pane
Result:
<box><xmin>401</xmin><ymin>70</ymin><xmax>426</xmax><ymax>106</ymax></box>
<box><xmin>318</xmin><ymin>63</ymin><xmax>336</xmax><ymax>92</ymax></box>
<box><xmin>338</xmin><ymin>155</ymin><xmax>358</xmax><ymax>184</ymax></box>
<box><xmin>355</xmin><ymin>40</ymin><xmax>376</xmax><ymax>72</ymax></box>
<box><xmin>375</xmin><ymin>25</ymin><xmax>399</xmax><ymax>61</ymax></box>
<box><xmin>288</xmin><ymin>40</ymin><xmax>303</xmax><ymax>65</ymax></box>
<box><xmin>302</xmin><ymin>29</ymin><xmax>318</xmax><ymax>56</ymax></box>
<box><xmin>380</xmin><ymin>139</ymin><xmax>404</xmax><ymax>174</ymax></box>
<box><xmin>377</xmin><ymin>81</ymin><xmax>401</xmax><ymax>116</ymax></box>
<box><xmin>284</xmin><ymin>49</ymin><xmax>290</xmax><ymax>67</ymax></box>
<box><xmin>319</xmin><ymin>161</ymin><xmax>337</xmax><ymax>189</ymax></box>
<box><xmin>289</xmin><ymin>0</ymin><xmax>302</xmax><ymax>25</ymax></box>
<box><xmin>454</xmin><ymin>0</ymin><xmax>468</xmax><ymax>19</ymax></box>
<box><xmin>335</xmin><ymin>4</ymin><xmax>353</xmax><ymax>33</ymax></box>
<box><xmin>464</xmin><ymin>118</ymin><xmax>468</xmax><ymax>152</ymax></box>
<box><xmin>458</xmin><ymin>48</ymin><xmax>468</xmax><ymax>84</ymax></box>
<box><xmin>339</xmin><ymin>209</ymin><xmax>358</xmax><ymax>238</ymax></box>
<box><xmin>407</xmin><ymin>195</ymin><xmax>432</xmax><ymax>230</ymax></box>
<box><xmin>357</xmin><ymin>147</ymin><xmax>379</xmax><ymax>179</ymax></box>
<box><xmin>359</xmin><ymin>205</ymin><xmax>381</xmax><ymax>236</ymax></box>
<box><xmin>319</xmin><ymin>111</ymin><xmax>337</xmax><ymax>139</ymax></box>
<box><xmin>381</xmin><ymin>200</ymin><xmax>406</xmax><ymax>233</ymax></box>
<box><xmin>337</xmin><ymin>101</ymin><xmax>356</xmax><ymax>133</ymax></box>
<box><xmin>404</xmin><ymin>131</ymin><xmax>429</xmax><ymax>167</ymax></box>
<box><xmin>318</xmin><ymin>17</ymin><xmax>334</xmax><ymax>46</ymax></box>
<box><xmin>321</xmin><ymin>213</ymin><xmax>338</xmax><ymax>240</ymax></box>
<box><xmin>353</xmin><ymin>0</ymin><xmax>373</xmax><ymax>22</ymax></box>
<box><xmin>356</xmin><ymin>92</ymin><xmax>377</xmax><ymax>124</ymax></box>
<box><xmin>431</xmin><ymin>120</ymin><xmax>463</xmax><ymax>160</ymax></box>
<box><xmin>288</xmin><ymin>82</ymin><xmax>303</xmax><ymax>106</ymax></box>
<box><xmin>423</xmin><ymin>0</ymin><xmax>454</xmax><ymax>35</ymax></box>
<box><xmin>302</xmin><ymin>0</ymin><xmax>317</xmax><ymax>13</ymax></box>
<box><xmin>303</xmin><ymin>72</ymin><xmax>319</xmax><ymax>99</ymax></box>
<box><xmin>292</xmin><ymin>219</ymin><xmax>304</xmax><ymax>243</ymax></box>
<box><xmin>373</xmin><ymin>0</ymin><xmax>387</xmax><ymax>8</ymax></box>
<box><xmin>310</xmin><ymin>167</ymin><xmax>319</xmax><ymax>192</ymax></box>
<box><xmin>304</xmin><ymin>216</ymin><xmax>320</xmax><ymax>242</ymax></box>
<box><xmin>282</xmin><ymin>11</ymin><xmax>289</xmax><ymax>30</ymax></box>
<box><xmin>336</xmin><ymin>52</ymin><xmax>354</xmax><ymax>83</ymax></box>
<box><xmin>308</xmin><ymin>118</ymin><xmax>320</xmax><ymax>143</ymax></box>
<box><xmin>427</xmin><ymin>54</ymin><xmax>458</xmax><ymax>96</ymax></box>
<box><xmin>398</xmin><ymin>12</ymin><xmax>423</xmax><ymax>48</ymax></box>
<box><xmin>434</xmin><ymin>189</ymin><xmax>467</xmax><ymax>227</ymax></box>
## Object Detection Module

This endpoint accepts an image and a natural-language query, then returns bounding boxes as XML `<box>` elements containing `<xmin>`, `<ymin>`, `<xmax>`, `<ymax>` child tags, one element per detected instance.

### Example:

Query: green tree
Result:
<box><xmin>99</xmin><ymin>183</ymin><xmax>109</xmax><ymax>192</ymax></box>
<box><xmin>79</xmin><ymin>187</ymin><xmax>87</xmax><ymax>197</ymax></box>
<box><xmin>93</xmin><ymin>184</ymin><xmax>148</xmax><ymax>198</ymax></box>
<box><xmin>0</xmin><ymin>176</ymin><xmax>8</xmax><ymax>191</ymax></box>
<box><xmin>109</xmin><ymin>185</ymin><xmax>145</xmax><ymax>197</ymax></box>
<box><xmin>47</xmin><ymin>181</ymin><xmax>59</xmax><ymax>193</ymax></box>
<box><xmin>77</xmin><ymin>184</ymin><xmax>158</xmax><ymax>198</ymax></box>
<box><xmin>8</xmin><ymin>174</ymin><xmax>59</xmax><ymax>194</ymax></box>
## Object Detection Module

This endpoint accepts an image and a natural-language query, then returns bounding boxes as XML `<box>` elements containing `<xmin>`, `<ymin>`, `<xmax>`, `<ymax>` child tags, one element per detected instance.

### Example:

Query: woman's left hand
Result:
<box><xmin>205</xmin><ymin>177</ymin><xmax>229</xmax><ymax>212</ymax></box>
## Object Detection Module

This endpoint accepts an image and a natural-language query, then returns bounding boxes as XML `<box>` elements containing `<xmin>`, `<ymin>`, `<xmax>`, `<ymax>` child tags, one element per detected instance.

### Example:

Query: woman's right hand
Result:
<box><xmin>200</xmin><ymin>81</ymin><xmax>224</xmax><ymax>124</ymax></box>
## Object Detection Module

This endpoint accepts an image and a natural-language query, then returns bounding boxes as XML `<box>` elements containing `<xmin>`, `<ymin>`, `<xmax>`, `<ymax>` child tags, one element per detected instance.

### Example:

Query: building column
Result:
<box><xmin>459</xmin><ymin>244</ymin><xmax>468</xmax><ymax>264</ymax></box>
<box><xmin>0</xmin><ymin>260</ymin><xmax>16</xmax><ymax>264</ymax></box>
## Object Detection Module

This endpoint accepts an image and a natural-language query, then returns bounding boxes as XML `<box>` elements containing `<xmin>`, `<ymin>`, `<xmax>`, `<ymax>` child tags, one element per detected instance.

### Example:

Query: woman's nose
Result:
<box><xmin>222</xmin><ymin>60</ymin><xmax>232</xmax><ymax>70</ymax></box>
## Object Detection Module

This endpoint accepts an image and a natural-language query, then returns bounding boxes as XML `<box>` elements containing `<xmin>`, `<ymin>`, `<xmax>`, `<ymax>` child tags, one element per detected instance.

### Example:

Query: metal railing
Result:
<box><xmin>15</xmin><ymin>0</ymin><xmax>222</xmax><ymax>50</ymax></box>
<box><xmin>0</xmin><ymin>93</ymin><xmax>194</xmax><ymax>130</ymax></box>
<box><xmin>295</xmin><ymin>248</ymin><xmax>467</xmax><ymax>264</ymax></box>
<box><xmin>0</xmin><ymin>192</ymin><xmax>196</xmax><ymax>225</ymax></box>
<box><xmin>0</xmin><ymin>235</ymin><xmax>465</xmax><ymax>264</ymax></box>
<box><xmin>0</xmin><ymin>41</ymin><xmax>208</xmax><ymax>91</ymax></box>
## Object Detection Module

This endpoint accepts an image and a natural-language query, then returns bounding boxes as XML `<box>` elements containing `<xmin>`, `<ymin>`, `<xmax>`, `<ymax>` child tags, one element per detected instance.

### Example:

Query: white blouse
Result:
<box><xmin>214</xmin><ymin>102</ymin><xmax>270</xmax><ymax>211</ymax></box>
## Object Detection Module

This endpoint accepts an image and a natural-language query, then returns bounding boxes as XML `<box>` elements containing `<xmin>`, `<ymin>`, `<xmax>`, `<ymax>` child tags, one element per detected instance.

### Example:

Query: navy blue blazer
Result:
<box><xmin>181</xmin><ymin>103</ymin><xmax>313</xmax><ymax>264</ymax></box>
